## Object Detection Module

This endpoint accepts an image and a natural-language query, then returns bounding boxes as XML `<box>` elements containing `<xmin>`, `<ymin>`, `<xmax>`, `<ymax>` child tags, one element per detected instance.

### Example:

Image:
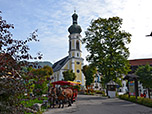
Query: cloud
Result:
<box><xmin>1</xmin><ymin>0</ymin><xmax>152</xmax><ymax>64</ymax></box>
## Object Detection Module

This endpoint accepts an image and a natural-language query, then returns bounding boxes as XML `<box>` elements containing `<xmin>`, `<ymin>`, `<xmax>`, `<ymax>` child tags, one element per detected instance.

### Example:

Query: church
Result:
<box><xmin>51</xmin><ymin>11</ymin><xmax>85</xmax><ymax>86</ymax></box>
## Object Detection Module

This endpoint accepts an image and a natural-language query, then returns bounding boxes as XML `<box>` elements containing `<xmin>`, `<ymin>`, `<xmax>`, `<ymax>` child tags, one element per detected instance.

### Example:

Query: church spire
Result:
<box><xmin>68</xmin><ymin>11</ymin><xmax>82</xmax><ymax>34</ymax></box>
<box><xmin>72</xmin><ymin>10</ymin><xmax>78</xmax><ymax>24</ymax></box>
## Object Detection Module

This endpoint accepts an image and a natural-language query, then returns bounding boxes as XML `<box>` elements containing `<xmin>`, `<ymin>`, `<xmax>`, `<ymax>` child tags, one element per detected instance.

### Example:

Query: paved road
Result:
<box><xmin>44</xmin><ymin>94</ymin><xmax>152</xmax><ymax>114</ymax></box>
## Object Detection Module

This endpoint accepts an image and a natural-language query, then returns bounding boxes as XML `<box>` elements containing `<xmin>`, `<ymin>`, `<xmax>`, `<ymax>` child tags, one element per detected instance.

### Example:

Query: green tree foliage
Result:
<box><xmin>136</xmin><ymin>64</ymin><xmax>152</xmax><ymax>98</ymax></box>
<box><xmin>82</xmin><ymin>17</ymin><xmax>131</xmax><ymax>84</ymax></box>
<box><xmin>30</xmin><ymin>66</ymin><xmax>53</xmax><ymax>96</ymax></box>
<box><xmin>43</xmin><ymin>65</ymin><xmax>53</xmax><ymax>75</ymax></box>
<box><xmin>82</xmin><ymin>65</ymin><xmax>97</xmax><ymax>86</ymax></box>
<box><xmin>63</xmin><ymin>70</ymin><xmax>76</xmax><ymax>81</ymax></box>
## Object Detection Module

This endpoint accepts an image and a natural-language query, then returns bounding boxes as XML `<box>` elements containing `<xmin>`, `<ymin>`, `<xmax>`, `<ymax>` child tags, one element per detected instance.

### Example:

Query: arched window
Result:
<box><xmin>77</xmin><ymin>53</ymin><xmax>79</xmax><ymax>57</ymax></box>
<box><xmin>76</xmin><ymin>40</ymin><xmax>79</xmax><ymax>50</ymax></box>
<box><xmin>69</xmin><ymin>41</ymin><xmax>71</xmax><ymax>50</ymax></box>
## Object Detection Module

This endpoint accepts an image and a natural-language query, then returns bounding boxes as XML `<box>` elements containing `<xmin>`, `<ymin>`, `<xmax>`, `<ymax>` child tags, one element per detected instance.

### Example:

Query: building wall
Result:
<box><xmin>74</xmin><ymin>60</ymin><xmax>82</xmax><ymax>82</ymax></box>
<box><xmin>51</xmin><ymin>58</ymin><xmax>84</xmax><ymax>85</ymax></box>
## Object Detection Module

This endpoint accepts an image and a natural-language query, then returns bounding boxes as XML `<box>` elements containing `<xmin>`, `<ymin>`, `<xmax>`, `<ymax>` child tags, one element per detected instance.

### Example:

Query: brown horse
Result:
<box><xmin>56</xmin><ymin>87</ymin><xmax>73</xmax><ymax>108</ymax></box>
<box><xmin>48</xmin><ymin>87</ymin><xmax>57</xmax><ymax>108</ymax></box>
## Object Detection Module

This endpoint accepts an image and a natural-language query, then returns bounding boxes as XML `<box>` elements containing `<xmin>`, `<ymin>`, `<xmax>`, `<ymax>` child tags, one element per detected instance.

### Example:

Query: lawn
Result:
<box><xmin>21</xmin><ymin>96</ymin><xmax>49</xmax><ymax>113</ymax></box>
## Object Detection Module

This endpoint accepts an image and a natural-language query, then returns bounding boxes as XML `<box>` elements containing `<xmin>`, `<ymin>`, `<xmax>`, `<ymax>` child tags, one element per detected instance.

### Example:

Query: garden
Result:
<box><xmin>119</xmin><ymin>94</ymin><xmax>152</xmax><ymax>108</ymax></box>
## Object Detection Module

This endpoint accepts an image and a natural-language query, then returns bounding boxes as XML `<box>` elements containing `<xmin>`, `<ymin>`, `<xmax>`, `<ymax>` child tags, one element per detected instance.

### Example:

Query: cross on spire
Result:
<box><xmin>74</xmin><ymin>7</ymin><xmax>76</xmax><ymax>13</ymax></box>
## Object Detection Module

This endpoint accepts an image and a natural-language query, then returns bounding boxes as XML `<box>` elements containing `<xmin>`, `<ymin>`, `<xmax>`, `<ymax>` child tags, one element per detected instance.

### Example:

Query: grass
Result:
<box><xmin>21</xmin><ymin>96</ymin><xmax>48</xmax><ymax>108</ymax></box>
<box><xmin>20</xmin><ymin>96</ymin><xmax>49</xmax><ymax>114</ymax></box>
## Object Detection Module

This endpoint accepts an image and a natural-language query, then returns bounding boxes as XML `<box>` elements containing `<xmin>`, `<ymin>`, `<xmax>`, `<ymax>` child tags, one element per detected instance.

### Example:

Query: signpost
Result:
<box><xmin>124</xmin><ymin>74</ymin><xmax>139</xmax><ymax>99</ymax></box>
<box><xmin>129</xmin><ymin>81</ymin><xmax>135</xmax><ymax>96</ymax></box>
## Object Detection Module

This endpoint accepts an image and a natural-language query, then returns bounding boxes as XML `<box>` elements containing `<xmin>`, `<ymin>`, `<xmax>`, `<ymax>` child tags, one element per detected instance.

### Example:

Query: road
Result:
<box><xmin>44</xmin><ymin>94</ymin><xmax>152</xmax><ymax>114</ymax></box>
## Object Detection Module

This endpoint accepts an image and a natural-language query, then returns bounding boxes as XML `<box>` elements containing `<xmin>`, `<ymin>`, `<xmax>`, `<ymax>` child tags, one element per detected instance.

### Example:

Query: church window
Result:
<box><xmin>77</xmin><ymin>69</ymin><xmax>80</xmax><ymax>73</ymax></box>
<box><xmin>77</xmin><ymin>62</ymin><xmax>80</xmax><ymax>64</ymax></box>
<box><xmin>76</xmin><ymin>40</ymin><xmax>79</xmax><ymax>50</ymax></box>
<box><xmin>69</xmin><ymin>41</ymin><xmax>71</xmax><ymax>50</ymax></box>
<box><xmin>77</xmin><ymin>53</ymin><xmax>79</xmax><ymax>57</ymax></box>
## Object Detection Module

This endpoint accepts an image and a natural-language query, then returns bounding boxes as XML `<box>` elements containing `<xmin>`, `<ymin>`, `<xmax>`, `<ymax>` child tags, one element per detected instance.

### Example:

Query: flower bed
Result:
<box><xmin>118</xmin><ymin>94</ymin><xmax>152</xmax><ymax>108</ymax></box>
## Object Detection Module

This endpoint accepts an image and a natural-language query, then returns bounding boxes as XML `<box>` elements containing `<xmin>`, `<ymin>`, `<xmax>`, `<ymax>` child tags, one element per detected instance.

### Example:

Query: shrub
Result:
<box><xmin>95</xmin><ymin>90</ymin><xmax>103</xmax><ymax>94</ymax></box>
<box><xmin>129</xmin><ymin>96</ymin><xmax>136</xmax><ymax>103</ymax></box>
<box><xmin>94</xmin><ymin>90</ymin><xmax>106</xmax><ymax>95</ymax></box>
<box><xmin>84</xmin><ymin>92</ymin><xmax>95</xmax><ymax>95</ymax></box>
<box><xmin>118</xmin><ymin>94</ymin><xmax>152</xmax><ymax>108</ymax></box>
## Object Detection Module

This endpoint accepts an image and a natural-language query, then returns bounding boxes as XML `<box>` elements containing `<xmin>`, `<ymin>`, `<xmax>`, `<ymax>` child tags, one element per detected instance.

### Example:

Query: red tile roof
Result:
<box><xmin>129</xmin><ymin>58</ymin><xmax>152</xmax><ymax>66</ymax></box>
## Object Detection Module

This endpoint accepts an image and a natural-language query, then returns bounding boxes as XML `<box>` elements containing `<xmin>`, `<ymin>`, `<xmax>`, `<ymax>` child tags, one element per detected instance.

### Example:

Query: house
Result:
<box><xmin>121</xmin><ymin>58</ymin><xmax>152</xmax><ymax>97</ymax></box>
<box><xmin>129</xmin><ymin>58</ymin><xmax>152</xmax><ymax>73</ymax></box>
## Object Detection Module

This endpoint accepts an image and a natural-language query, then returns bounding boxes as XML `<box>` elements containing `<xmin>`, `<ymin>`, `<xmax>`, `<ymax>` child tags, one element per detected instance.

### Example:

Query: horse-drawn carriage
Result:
<box><xmin>51</xmin><ymin>81</ymin><xmax>80</xmax><ymax>101</ymax></box>
<box><xmin>48</xmin><ymin>81</ymin><xmax>80</xmax><ymax>108</ymax></box>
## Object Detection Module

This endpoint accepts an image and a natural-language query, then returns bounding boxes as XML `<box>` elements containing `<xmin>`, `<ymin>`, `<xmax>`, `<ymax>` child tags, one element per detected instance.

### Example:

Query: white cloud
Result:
<box><xmin>1</xmin><ymin>0</ymin><xmax>152</xmax><ymax>64</ymax></box>
<box><xmin>35</xmin><ymin>0</ymin><xmax>152</xmax><ymax>63</ymax></box>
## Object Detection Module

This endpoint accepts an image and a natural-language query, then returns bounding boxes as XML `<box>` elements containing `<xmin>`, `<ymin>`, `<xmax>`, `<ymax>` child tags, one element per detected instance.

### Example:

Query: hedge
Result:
<box><xmin>118</xmin><ymin>94</ymin><xmax>152</xmax><ymax>108</ymax></box>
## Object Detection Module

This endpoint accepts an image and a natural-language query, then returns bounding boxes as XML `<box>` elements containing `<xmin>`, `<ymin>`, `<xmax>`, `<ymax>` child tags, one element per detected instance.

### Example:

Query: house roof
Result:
<box><xmin>129</xmin><ymin>58</ymin><xmax>152</xmax><ymax>66</ymax></box>
<box><xmin>123</xmin><ymin>74</ymin><xmax>138</xmax><ymax>80</ymax></box>
<box><xmin>106</xmin><ymin>80</ymin><xmax>118</xmax><ymax>86</ymax></box>
<box><xmin>52</xmin><ymin>56</ymin><xmax>69</xmax><ymax>72</ymax></box>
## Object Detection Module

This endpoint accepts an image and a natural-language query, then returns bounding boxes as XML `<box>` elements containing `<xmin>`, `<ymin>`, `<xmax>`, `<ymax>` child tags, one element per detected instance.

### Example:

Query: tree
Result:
<box><xmin>82</xmin><ymin>17</ymin><xmax>131</xmax><ymax>84</ymax></box>
<box><xmin>43</xmin><ymin>65</ymin><xmax>53</xmax><ymax>75</ymax></box>
<box><xmin>82</xmin><ymin>65</ymin><xmax>97</xmax><ymax>86</ymax></box>
<box><xmin>136</xmin><ymin>64</ymin><xmax>152</xmax><ymax>99</ymax></box>
<box><xmin>0</xmin><ymin>11</ymin><xmax>42</xmax><ymax>113</ymax></box>
<box><xmin>30</xmin><ymin>65</ymin><xmax>53</xmax><ymax>96</ymax></box>
<box><xmin>63</xmin><ymin>70</ymin><xmax>76</xmax><ymax>81</ymax></box>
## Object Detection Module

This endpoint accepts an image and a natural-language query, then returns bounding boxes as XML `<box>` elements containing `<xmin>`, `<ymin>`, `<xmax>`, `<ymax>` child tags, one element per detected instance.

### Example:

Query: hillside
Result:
<box><xmin>28</xmin><ymin>61</ymin><xmax>52</xmax><ymax>69</ymax></box>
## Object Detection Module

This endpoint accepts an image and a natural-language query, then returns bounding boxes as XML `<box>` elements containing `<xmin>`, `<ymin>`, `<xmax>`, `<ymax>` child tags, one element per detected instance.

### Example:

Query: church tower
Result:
<box><xmin>52</xmin><ymin>11</ymin><xmax>85</xmax><ymax>86</ymax></box>
<box><xmin>68</xmin><ymin>11</ymin><xmax>82</xmax><ymax>58</ymax></box>
<box><xmin>68</xmin><ymin>11</ymin><xmax>84</xmax><ymax>84</ymax></box>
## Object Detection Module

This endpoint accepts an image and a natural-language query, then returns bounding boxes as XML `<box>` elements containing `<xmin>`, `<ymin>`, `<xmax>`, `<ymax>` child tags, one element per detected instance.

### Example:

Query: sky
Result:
<box><xmin>1</xmin><ymin>0</ymin><xmax>152</xmax><ymax>65</ymax></box>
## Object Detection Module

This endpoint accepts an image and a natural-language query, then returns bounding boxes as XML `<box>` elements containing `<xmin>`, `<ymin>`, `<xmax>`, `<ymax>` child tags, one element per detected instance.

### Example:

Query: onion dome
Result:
<box><xmin>68</xmin><ymin>11</ymin><xmax>82</xmax><ymax>34</ymax></box>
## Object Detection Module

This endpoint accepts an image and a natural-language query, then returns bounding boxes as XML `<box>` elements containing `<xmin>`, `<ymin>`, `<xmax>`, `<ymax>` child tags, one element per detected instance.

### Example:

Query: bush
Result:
<box><xmin>94</xmin><ymin>90</ymin><xmax>105</xmax><ymax>94</ymax></box>
<box><xmin>0</xmin><ymin>78</ymin><xmax>25</xmax><ymax>113</ymax></box>
<box><xmin>118</xmin><ymin>94</ymin><xmax>152</xmax><ymax>108</ymax></box>
<box><xmin>84</xmin><ymin>92</ymin><xmax>95</xmax><ymax>95</ymax></box>
<box><xmin>129</xmin><ymin>96</ymin><xmax>136</xmax><ymax>103</ymax></box>
<box><xmin>94</xmin><ymin>90</ymin><xmax>102</xmax><ymax>94</ymax></box>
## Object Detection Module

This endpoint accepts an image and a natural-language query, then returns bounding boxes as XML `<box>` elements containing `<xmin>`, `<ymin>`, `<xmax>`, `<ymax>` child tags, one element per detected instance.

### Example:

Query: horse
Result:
<box><xmin>56</xmin><ymin>87</ymin><xmax>73</xmax><ymax>108</ymax></box>
<box><xmin>48</xmin><ymin>87</ymin><xmax>57</xmax><ymax>108</ymax></box>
